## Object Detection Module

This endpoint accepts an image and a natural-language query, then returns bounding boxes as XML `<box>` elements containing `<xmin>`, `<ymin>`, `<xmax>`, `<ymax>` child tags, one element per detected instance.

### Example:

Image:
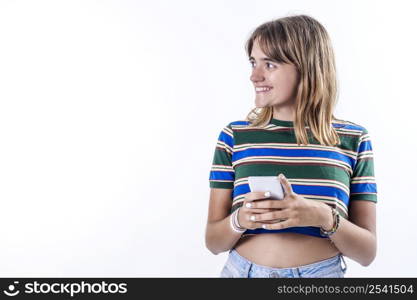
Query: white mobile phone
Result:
<box><xmin>247</xmin><ymin>176</ymin><xmax>284</xmax><ymax>200</ymax></box>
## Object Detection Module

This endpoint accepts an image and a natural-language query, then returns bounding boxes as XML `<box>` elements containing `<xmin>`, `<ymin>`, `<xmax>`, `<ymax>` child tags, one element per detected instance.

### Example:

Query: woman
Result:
<box><xmin>205</xmin><ymin>14</ymin><xmax>377</xmax><ymax>278</ymax></box>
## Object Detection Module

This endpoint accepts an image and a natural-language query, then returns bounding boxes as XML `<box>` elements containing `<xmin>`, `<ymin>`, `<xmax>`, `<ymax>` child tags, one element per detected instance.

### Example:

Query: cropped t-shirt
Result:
<box><xmin>208</xmin><ymin>117</ymin><xmax>377</xmax><ymax>238</ymax></box>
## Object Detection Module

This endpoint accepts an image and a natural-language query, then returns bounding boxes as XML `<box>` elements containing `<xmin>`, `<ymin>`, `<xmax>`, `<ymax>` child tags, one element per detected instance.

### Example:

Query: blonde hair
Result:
<box><xmin>245</xmin><ymin>14</ymin><xmax>341</xmax><ymax>146</ymax></box>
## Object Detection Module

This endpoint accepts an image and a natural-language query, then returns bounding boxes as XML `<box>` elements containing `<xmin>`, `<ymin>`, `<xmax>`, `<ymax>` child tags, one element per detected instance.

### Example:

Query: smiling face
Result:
<box><xmin>249</xmin><ymin>38</ymin><xmax>300</xmax><ymax>109</ymax></box>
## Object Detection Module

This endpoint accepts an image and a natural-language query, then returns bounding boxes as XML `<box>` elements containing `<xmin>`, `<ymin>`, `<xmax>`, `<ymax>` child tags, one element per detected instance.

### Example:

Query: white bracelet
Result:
<box><xmin>230</xmin><ymin>209</ymin><xmax>245</xmax><ymax>233</ymax></box>
<box><xmin>233</xmin><ymin>207</ymin><xmax>245</xmax><ymax>230</ymax></box>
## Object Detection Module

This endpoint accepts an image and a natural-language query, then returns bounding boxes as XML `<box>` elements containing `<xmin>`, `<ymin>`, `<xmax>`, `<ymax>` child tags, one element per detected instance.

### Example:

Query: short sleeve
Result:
<box><xmin>208</xmin><ymin>123</ymin><xmax>235</xmax><ymax>189</ymax></box>
<box><xmin>349</xmin><ymin>128</ymin><xmax>378</xmax><ymax>203</ymax></box>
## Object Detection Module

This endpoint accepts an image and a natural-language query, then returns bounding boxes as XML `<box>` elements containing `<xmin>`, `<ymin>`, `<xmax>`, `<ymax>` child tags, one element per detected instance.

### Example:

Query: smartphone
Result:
<box><xmin>247</xmin><ymin>176</ymin><xmax>284</xmax><ymax>200</ymax></box>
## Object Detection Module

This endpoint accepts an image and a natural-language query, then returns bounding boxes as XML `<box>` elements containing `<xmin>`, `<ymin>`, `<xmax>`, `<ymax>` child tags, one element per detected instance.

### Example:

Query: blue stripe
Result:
<box><xmin>233</xmin><ymin>148</ymin><xmax>355</xmax><ymax>168</ymax></box>
<box><xmin>209</xmin><ymin>171</ymin><xmax>234</xmax><ymax>181</ymax></box>
<box><xmin>219</xmin><ymin>131</ymin><xmax>234</xmax><ymax>148</ymax></box>
<box><xmin>350</xmin><ymin>183</ymin><xmax>377</xmax><ymax>194</ymax></box>
<box><xmin>293</xmin><ymin>184</ymin><xmax>349</xmax><ymax>205</ymax></box>
<box><xmin>230</xmin><ymin>121</ymin><xmax>250</xmax><ymax>126</ymax></box>
<box><xmin>359</xmin><ymin>140</ymin><xmax>373</xmax><ymax>152</ymax></box>
<box><xmin>332</xmin><ymin>123</ymin><xmax>363</xmax><ymax>131</ymax></box>
<box><xmin>245</xmin><ymin>226</ymin><xmax>325</xmax><ymax>238</ymax></box>
<box><xmin>233</xmin><ymin>183</ymin><xmax>251</xmax><ymax>198</ymax></box>
<box><xmin>234</xmin><ymin>183</ymin><xmax>348</xmax><ymax>206</ymax></box>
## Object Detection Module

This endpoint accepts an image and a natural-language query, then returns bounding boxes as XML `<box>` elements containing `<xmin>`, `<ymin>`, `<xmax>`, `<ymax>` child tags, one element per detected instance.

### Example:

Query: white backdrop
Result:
<box><xmin>0</xmin><ymin>0</ymin><xmax>416</xmax><ymax>277</ymax></box>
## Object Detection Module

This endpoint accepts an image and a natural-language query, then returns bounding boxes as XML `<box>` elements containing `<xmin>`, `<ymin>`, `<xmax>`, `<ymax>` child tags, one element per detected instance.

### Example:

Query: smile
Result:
<box><xmin>255</xmin><ymin>86</ymin><xmax>273</xmax><ymax>93</ymax></box>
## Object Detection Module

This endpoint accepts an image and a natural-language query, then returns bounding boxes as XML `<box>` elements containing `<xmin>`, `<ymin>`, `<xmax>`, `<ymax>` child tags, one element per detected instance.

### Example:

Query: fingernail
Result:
<box><xmin>245</xmin><ymin>203</ymin><xmax>252</xmax><ymax>208</ymax></box>
<box><xmin>264</xmin><ymin>191</ymin><xmax>271</xmax><ymax>197</ymax></box>
<box><xmin>250</xmin><ymin>215</ymin><xmax>256</xmax><ymax>221</ymax></box>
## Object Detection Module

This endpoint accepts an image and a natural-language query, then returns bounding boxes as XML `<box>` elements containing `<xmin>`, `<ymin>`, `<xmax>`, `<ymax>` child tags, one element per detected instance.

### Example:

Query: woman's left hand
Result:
<box><xmin>246</xmin><ymin>174</ymin><xmax>332</xmax><ymax>230</ymax></box>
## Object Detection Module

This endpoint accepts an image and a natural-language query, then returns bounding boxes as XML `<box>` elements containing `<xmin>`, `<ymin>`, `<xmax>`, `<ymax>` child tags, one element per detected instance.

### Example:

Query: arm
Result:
<box><xmin>318</xmin><ymin>200</ymin><xmax>377</xmax><ymax>267</ymax></box>
<box><xmin>205</xmin><ymin>188</ymin><xmax>243</xmax><ymax>255</ymax></box>
<box><xmin>206</xmin><ymin>124</ymin><xmax>243</xmax><ymax>254</ymax></box>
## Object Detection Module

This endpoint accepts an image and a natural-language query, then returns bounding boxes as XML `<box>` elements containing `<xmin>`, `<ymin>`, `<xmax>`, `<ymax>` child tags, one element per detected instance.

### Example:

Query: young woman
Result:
<box><xmin>205</xmin><ymin>14</ymin><xmax>377</xmax><ymax>278</ymax></box>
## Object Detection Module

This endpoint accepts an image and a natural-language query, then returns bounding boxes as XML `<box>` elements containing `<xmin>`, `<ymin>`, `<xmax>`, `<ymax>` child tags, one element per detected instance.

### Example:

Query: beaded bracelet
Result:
<box><xmin>319</xmin><ymin>208</ymin><xmax>340</xmax><ymax>237</ymax></box>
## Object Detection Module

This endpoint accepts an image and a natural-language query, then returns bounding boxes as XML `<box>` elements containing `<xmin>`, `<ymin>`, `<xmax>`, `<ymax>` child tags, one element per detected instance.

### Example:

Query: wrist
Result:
<box><xmin>319</xmin><ymin>204</ymin><xmax>334</xmax><ymax>231</ymax></box>
<box><xmin>319</xmin><ymin>206</ymin><xmax>340</xmax><ymax>237</ymax></box>
<box><xmin>236</xmin><ymin>208</ymin><xmax>245</xmax><ymax>229</ymax></box>
<box><xmin>230</xmin><ymin>208</ymin><xmax>246</xmax><ymax>233</ymax></box>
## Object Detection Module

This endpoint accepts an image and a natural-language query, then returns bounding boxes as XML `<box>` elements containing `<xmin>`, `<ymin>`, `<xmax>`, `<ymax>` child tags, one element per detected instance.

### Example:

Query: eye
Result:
<box><xmin>249</xmin><ymin>61</ymin><xmax>275</xmax><ymax>69</ymax></box>
<box><xmin>266</xmin><ymin>62</ymin><xmax>275</xmax><ymax>69</ymax></box>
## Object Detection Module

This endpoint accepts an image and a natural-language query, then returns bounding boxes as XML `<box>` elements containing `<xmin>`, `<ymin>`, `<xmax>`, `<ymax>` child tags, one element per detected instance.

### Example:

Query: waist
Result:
<box><xmin>234</xmin><ymin>232</ymin><xmax>340</xmax><ymax>268</ymax></box>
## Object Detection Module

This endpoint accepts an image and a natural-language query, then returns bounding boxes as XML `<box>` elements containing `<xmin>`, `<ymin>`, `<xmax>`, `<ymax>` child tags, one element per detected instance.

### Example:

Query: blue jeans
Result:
<box><xmin>220</xmin><ymin>248</ymin><xmax>347</xmax><ymax>278</ymax></box>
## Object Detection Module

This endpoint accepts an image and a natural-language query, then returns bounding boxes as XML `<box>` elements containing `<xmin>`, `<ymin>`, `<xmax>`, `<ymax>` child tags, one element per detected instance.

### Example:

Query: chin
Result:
<box><xmin>255</xmin><ymin>98</ymin><xmax>271</xmax><ymax>108</ymax></box>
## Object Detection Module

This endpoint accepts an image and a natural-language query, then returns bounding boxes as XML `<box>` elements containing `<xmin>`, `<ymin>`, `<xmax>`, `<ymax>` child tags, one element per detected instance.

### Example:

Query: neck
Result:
<box><xmin>272</xmin><ymin>105</ymin><xmax>295</xmax><ymax>122</ymax></box>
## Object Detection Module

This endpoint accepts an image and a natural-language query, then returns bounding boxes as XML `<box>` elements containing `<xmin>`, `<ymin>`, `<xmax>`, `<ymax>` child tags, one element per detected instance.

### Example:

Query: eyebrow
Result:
<box><xmin>248</xmin><ymin>56</ymin><xmax>276</xmax><ymax>63</ymax></box>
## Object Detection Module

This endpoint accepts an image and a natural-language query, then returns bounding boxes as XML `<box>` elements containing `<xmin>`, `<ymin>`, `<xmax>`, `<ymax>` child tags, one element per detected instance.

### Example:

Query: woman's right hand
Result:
<box><xmin>237</xmin><ymin>191</ymin><xmax>279</xmax><ymax>229</ymax></box>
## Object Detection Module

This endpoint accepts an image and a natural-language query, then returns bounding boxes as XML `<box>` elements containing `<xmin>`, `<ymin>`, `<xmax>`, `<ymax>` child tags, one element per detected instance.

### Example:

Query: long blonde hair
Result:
<box><xmin>245</xmin><ymin>14</ymin><xmax>341</xmax><ymax>146</ymax></box>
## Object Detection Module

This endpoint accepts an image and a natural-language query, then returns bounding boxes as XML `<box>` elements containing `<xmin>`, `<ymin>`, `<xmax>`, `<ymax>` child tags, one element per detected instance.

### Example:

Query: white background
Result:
<box><xmin>0</xmin><ymin>0</ymin><xmax>416</xmax><ymax>277</ymax></box>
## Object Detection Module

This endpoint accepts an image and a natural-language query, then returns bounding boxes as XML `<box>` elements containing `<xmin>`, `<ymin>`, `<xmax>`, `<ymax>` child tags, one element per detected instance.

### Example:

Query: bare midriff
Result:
<box><xmin>233</xmin><ymin>232</ymin><xmax>340</xmax><ymax>268</ymax></box>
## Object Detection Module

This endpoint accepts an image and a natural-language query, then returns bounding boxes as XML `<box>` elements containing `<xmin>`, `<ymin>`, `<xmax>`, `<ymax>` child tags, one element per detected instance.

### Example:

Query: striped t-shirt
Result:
<box><xmin>208</xmin><ymin>117</ymin><xmax>377</xmax><ymax>238</ymax></box>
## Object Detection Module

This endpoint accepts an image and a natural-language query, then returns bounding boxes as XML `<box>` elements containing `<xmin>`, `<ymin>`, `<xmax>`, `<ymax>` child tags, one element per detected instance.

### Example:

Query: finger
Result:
<box><xmin>245</xmin><ymin>191</ymin><xmax>272</xmax><ymax>202</ymax></box>
<box><xmin>248</xmin><ymin>200</ymin><xmax>287</xmax><ymax>210</ymax></box>
<box><xmin>278</xmin><ymin>173</ymin><xmax>294</xmax><ymax>196</ymax></box>
<box><xmin>260</xmin><ymin>218</ymin><xmax>288</xmax><ymax>224</ymax></box>
<box><xmin>261</xmin><ymin>218</ymin><xmax>294</xmax><ymax>230</ymax></box>
<box><xmin>249</xmin><ymin>209</ymin><xmax>290</xmax><ymax>222</ymax></box>
<box><xmin>244</xmin><ymin>207</ymin><xmax>276</xmax><ymax>214</ymax></box>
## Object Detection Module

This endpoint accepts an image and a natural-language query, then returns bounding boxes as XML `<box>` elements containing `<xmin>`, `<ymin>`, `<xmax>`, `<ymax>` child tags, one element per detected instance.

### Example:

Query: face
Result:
<box><xmin>249</xmin><ymin>38</ymin><xmax>300</xmax><ymax>108</ymax></box>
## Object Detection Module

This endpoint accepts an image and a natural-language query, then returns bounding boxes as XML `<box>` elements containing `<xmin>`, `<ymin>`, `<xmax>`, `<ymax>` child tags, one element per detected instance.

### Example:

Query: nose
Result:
<box><xmin>250</xmin><ymin>67</ymin><xmax>265</xmax><ymax>83</ymax></box>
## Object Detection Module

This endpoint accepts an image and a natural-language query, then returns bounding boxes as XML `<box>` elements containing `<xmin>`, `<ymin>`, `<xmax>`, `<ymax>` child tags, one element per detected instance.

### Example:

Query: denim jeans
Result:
<box><xmin>220</xmin><ymin>248</ymin><xmax>347</xmax><ymax>278</ymax></box>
